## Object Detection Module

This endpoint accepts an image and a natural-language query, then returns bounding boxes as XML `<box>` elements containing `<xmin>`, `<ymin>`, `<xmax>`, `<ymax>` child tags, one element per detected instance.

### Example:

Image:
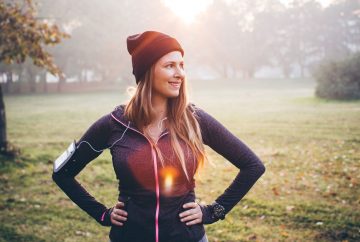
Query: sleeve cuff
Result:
<box><xmin>99</xmin><ymin>207</ymin><xmax>113</xmax><ymax>226</ymax></box>
<box><xmin>199</xmin><ymin>204</ymin><xmax>218</xmax><ymax>224</ymax></box>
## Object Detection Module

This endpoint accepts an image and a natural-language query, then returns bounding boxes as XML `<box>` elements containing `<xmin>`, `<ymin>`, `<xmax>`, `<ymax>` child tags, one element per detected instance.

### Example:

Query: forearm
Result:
<box><xmin>200</xmin><ymin>163</ymin><xmax>265</xmax><ymax>224</ymax></box>
<box><xmin>215</xmin><ymin>162</ymin><xmax>266</xmax><ymax>213</ymax></box>
<box><xmin>52</xmin><ymin>114</ymin><xmax>114</xmax><ymax>225</ymax></box>
<box><xmin>52</xmin><ymin>173</ymin><xmax>112</xmax><ymax>226</ymax></box>
<box><xmin>193</xmin><ymin>104</ymin><xmax>266</xmax><ymax>224</ymax></box>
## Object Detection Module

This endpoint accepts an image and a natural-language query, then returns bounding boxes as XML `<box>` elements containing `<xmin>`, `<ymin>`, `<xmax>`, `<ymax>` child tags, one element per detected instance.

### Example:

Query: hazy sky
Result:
<box><xmin>162</xmin><ymin>0</ymin><xmax>336</xmax><ymax>24</ymax></box>
<box><xmin>279</xmin><ymin>0</ymin><xmax>335</xmax><ymax>7</ymax></box>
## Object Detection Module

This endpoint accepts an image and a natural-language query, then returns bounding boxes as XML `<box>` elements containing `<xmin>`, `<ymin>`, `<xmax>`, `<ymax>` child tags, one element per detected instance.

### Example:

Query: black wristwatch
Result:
<box><xmin>210</xmin><ymin>202</ymin><xmax>226</xmax><ymax>220</ymax></box>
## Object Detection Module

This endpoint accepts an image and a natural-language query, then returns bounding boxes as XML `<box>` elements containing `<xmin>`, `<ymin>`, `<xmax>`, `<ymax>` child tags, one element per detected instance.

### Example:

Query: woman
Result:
<box><xmin>52</xmin><ymin>31</ymin><xmax>266</xmax><ymax>242</ymax></box>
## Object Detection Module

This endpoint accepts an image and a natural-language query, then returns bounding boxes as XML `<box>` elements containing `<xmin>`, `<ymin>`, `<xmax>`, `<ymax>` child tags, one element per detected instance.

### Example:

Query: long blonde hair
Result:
<box><xmin>124</xmin><ymin>64</ymin><xmax>207</xmax><ymax>181</ymax></box>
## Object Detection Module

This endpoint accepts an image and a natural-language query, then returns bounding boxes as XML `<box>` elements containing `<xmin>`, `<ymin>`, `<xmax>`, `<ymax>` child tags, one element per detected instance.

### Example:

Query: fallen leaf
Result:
<box><xmin>286</xmin><ymin>205</ymin><xmax>295</xmax><ymax>212</ymax></box>
<box><xmin>272</xmin><ymin>187</ymin><xmax>280</xmax><ymax>196</ymax></box>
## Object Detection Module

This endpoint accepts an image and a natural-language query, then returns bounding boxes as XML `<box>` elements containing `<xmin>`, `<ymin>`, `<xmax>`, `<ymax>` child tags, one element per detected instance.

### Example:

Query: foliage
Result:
<box><xmin>314</xmin><ymin>53</ymin><xmax>360</xmax><ymax>100</ymax></box>
<box><xmin>0</xmin><ymin>0</ymin><xmax>69</xmax><ymax>153</ymax></box>
<box><xmin>0</xmin><ymin>0</ymin><xmax>69</xmax><ymax>76</ymax></box>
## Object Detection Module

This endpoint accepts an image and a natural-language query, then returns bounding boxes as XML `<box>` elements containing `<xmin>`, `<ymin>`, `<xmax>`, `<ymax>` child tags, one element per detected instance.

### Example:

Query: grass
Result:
<box><xmin>1</xmin><ymin>78</ymin><xmax>359</xmax><ymax>241</ymax></box>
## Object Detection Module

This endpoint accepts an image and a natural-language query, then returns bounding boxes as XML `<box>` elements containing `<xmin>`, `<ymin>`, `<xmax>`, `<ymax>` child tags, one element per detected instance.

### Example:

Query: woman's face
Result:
<box><xmin>152</xmin><ymin>51</ymin><xmax>185</xmax><ymax>100</ymax></box>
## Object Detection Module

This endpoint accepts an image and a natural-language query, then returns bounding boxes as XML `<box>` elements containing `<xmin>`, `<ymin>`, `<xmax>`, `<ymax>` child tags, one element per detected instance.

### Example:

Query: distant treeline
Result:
<box><xmin>1</xmin><ymin>0</ymin><xmax>359</xmax><ymax>94</ymax></box>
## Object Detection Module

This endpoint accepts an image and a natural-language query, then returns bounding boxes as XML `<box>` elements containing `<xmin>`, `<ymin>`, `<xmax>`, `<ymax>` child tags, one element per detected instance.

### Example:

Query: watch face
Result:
<box><xmin>213</xmin><ymin>203</ymin><xmax>225</xmax><ymax>219</ymax></box>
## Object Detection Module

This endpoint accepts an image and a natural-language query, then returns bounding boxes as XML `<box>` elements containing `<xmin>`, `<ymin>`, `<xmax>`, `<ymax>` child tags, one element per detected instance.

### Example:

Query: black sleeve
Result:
<box><xmin>52</xmin><ymin>114</ymin><xmax>113</xmax><ymax>226</ymax></box>
<box><xmin>193</xmin><ymin>105</ymin><xmax>266</xmax><ymax>216</ymax></box>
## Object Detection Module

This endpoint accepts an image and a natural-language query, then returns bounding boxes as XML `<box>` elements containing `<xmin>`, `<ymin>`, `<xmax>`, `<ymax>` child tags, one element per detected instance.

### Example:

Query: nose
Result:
<box><xmin>174</xmin><ymin>66</ymin><xmax>185</xmax><ymax>80</ymax></box>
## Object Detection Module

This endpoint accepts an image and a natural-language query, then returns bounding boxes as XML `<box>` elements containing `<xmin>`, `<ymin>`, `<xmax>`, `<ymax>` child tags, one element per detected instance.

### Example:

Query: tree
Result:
<box><xmin>0</xmin><ymin>0</ymin><xmax>69</xmax><ymax>154</ymax></box>
<box><xmin>314</xmin><ymin>52</ymin><xmax>360</xmax><ymax>100</ymax></box>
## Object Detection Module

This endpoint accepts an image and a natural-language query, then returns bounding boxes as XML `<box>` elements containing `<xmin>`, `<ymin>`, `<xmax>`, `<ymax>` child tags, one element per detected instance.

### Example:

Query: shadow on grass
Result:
<box><xmin>0</xmin><ymin>224</ymin><xmax>46</xmax><ymax>242</ymax></box>
<box><xmin>0</xmin><ymin>153</ymin><xmax>26</xmax><ymax>173</ymax></box>
<box><xmin>235</xmin><ymin>198</ymin><xmax>360</xmax><ymax>241</ymax></box>
<box><xmin>0</xmin><ymin>149</ymin><xmax>54</xmax><ymax>173</ymax></box>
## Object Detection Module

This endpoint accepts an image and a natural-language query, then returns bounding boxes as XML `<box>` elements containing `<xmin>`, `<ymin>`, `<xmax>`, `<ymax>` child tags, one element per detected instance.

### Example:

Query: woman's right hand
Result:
<box><xmin>110</xmin><ymin>201</ymin><xmax>128</xmax><ymax>226</ymax></box>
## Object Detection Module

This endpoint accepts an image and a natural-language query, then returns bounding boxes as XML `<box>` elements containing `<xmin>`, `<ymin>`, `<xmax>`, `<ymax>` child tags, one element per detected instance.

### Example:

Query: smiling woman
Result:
<box><xmin>52</xmin><ymin>30</ymin><xmax>266</xmax><ymax>242</ymax></box>
<box><xmin>152</xmin><ymin>51</ymin><xmax>185</xmax><ymax>100</ymax></box>
<box><xmin>162</xmin><ymin>0</ymin><xmax>213</xmax><ymax>24</ymax></box>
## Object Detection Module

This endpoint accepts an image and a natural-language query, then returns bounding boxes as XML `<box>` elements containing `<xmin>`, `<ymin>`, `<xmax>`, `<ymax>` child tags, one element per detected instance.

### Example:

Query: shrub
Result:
<box><xmin>313</xmin><ymin>53</ymin><xmax>360</xmax><ymax>100</ymax></box>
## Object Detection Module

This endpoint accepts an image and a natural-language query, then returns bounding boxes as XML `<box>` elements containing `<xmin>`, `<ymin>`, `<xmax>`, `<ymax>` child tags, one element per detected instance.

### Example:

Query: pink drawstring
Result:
<box><xmin>152</xmin><ymin>147</ymin><xmax>160</xmax><ymax>242</ymax></box>
<box><xmin>101</xmin><ymin>210</ymin><xmax>106</xmax><ymax>222</ymax></box>
<box><xmin>110</xmin><ymin>114</ymin><xmax>164</xmax><ymax>242</ymax></box>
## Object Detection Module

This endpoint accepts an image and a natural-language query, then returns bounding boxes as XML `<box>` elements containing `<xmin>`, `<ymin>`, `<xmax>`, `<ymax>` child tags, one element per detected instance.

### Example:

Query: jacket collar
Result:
<box><xmin>110</xmin><ymin>104</ymin><xmax>169</xmax><ymax>136</ymax></box>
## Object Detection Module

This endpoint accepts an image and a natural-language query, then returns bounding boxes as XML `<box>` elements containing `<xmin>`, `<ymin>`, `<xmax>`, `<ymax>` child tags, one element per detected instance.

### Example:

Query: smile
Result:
<box><xmin>168</xmin><ymin>82</ymin><xmax>181</xmax><ymax>88</ymax></box>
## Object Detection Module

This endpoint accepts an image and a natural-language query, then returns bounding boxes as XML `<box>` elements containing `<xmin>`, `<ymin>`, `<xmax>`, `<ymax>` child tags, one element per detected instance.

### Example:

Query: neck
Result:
<box><xmin>151</xmin><ymin>95</ymin><xmax>168</xmax><ymax>121</ymax></box>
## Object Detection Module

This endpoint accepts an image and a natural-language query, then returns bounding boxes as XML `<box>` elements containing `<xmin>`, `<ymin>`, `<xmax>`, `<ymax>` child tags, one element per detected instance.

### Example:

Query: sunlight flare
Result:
<box><xmin>162</xmin><ymin>0</ymin><xmax>213</xmax><ymax>24</ymax></box>
<box><xmin>164</xmin><ymin>174</ymin><xmax>173</xmax><ymax>189</ymax></box>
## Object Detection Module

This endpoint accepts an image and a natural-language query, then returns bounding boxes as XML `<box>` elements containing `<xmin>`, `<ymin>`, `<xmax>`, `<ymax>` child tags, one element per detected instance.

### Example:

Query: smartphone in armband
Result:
<box><xmin>53</xmin><ymin>140</ymin><xmax>77</xmax><ymax>173</ymax></box>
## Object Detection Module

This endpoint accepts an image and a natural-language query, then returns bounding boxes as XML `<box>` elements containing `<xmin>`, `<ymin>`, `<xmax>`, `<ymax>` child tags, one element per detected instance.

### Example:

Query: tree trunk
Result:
<box><xmin>0</xmin><ymin>84</ymin><xmax>7</xmax><ymax>152</ymax></box>
<box><xmin>57</xmin><ymin>75</ymin><xmax>66</xmax><ymax>93</ymax></box>
<box><xmin>40</xmin><ymin>71</ymin><xmax>47</xmax><ymax>93</ymax></box>
<box><xmin>282</xmin><ymin>65</ymin><xmax>291</xmax><ymax>79</ymax></box>
<box><xmin>5</xmin><ymin>72</ymin><xmax>13</xmax><ymax>93</ymax></box>
<box><xmin>29</xmin><ymin>71</ymin><xmax>36</xmax><ymax>93</ymax></box>
<box><xmin>223</xmin><ymin>65</ymin><xmax>228</xmax><ymax>79</ymax></box>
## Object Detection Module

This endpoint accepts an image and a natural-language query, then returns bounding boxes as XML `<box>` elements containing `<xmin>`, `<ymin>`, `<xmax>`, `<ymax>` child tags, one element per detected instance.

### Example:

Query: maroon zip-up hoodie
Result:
<box><xmin>52</xmin><ymin>103</ymin><xmax>266</xmax><ymax>242</ymax></box>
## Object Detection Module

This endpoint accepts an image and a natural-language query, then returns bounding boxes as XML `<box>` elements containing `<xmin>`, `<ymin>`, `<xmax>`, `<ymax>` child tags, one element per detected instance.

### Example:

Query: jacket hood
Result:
<box><xmin>110</xmin><ymin>104</ymin><xmax>140</xmax><ymax>132</ymax></box>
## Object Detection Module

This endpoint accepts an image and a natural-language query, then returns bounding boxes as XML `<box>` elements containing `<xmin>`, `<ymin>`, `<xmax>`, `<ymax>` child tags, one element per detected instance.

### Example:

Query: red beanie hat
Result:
<box><xmin>127</xmin><ymin>31</ymin><xmax>184</xmax><ymax>84</ymax></box>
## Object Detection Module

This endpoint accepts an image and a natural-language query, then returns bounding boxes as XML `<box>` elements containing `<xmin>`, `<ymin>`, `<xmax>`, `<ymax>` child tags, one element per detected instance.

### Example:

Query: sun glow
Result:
<box><xmin>164</xmin><ymin>174</ymin><xmax>173</xmax><ymax>189</ymax></box>
<box><xmin>162</xmin><ymin>0</ymin><xmax>213</xmax><ymax>24</ymax></box>
<box><xmin>160</xmin><ymin>166</ymin><xmax>179</xmax><ymax>194</ymax></box>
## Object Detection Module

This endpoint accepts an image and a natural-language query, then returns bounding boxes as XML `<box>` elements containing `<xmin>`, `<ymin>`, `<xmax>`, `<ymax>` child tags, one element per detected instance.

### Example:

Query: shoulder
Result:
<box><xmin>110</xmin><ymin>104</ymin><xmax>128</xmax><ymax>122</ymax></box>
<box><xmin>187</xmin><ymin>102</ymin><xmax>211</xmax><ymax>122</ymax></box>
<box><xmin>88</xmin><ymin>104</ymin><xmax>126</xmax><ymax>130</ymax></box>
<box><xmin>188</xmin><ymin>102</ymin><xmax>203</xmax><ymax>116</ymax></box>
<box><xmin>89</xmin><ymin>113</ymin><xmax>113</xmax><ymax>131</ymax></box>
<box><xmin>112</xmin><ymin>104</ymin><xmax>126</xmax><ymax>115</ymax></box>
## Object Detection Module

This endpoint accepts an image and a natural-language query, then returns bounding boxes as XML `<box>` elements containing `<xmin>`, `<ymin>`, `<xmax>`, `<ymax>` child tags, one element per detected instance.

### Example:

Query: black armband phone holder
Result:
<box><xmin>53</xmin><ymin>140</ymin><xmax>77</xmax><ymax>174</ymax></box>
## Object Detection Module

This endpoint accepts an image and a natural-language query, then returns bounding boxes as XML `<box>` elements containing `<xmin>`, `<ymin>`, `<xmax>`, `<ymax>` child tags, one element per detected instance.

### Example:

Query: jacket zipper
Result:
<box><xmin>111</xmin><ymin>113</ymin><xmax>167</xmax><ymax>242</ymax></box>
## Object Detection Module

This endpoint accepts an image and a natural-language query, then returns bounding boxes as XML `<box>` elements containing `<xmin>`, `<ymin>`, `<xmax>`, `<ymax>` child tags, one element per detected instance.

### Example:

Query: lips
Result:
<box><xmin>168</xmin><ymin>82</ymin><xmax>181</xmax><ymax>88</ymax></box>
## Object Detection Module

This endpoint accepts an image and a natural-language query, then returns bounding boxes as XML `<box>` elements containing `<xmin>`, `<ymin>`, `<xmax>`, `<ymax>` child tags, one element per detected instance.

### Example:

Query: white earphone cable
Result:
<box><xmin>75</xmin><ymin>121</ymin><xmax>131</xmax><ymax>153</ymax></box>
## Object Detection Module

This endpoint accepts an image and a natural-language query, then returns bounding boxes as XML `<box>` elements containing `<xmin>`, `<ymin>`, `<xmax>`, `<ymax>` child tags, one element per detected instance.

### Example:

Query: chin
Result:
<box><xmin>166</xmin><ymin>91</ymin><xmax>180</xmax><ymax>98</ymax></box>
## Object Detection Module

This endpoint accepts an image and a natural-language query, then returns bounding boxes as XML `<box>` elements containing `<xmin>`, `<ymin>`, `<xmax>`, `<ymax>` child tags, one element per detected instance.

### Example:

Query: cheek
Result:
<box><xmin>154</xmin><ymin>69</ymin><xmax>172</xmax><ymax>85</ymax></box>
<box><xmin>157</xmin><ymin>68</ymin><xmax>172</xmax><ymax>79</ymax></box>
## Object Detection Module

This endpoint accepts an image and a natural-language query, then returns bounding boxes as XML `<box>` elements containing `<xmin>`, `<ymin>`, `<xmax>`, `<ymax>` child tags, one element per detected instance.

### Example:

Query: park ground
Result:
<box><xmin>0</xmin><ymin>78</ymin><xmax>359</xmax><ymax>242</ymax></box>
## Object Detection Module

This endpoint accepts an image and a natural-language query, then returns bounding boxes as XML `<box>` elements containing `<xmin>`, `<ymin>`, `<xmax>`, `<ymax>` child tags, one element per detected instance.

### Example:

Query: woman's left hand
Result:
<box><xmin>179</xmin><ymin>202</ymin><xmax>203</xmax><ymax>226</ymax></box>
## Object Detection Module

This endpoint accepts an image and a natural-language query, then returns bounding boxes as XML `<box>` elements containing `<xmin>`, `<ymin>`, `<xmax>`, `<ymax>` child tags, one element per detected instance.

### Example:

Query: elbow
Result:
<box><xmin>252</xmin><ymin>160</ymin><xmax>266</xmax><ymax>178</ymax></box>
<box><xmin>52</xmin><ymin>172</ymin><xmax>59</xmax><ymax>184</ymax></box>
<box><xmin>52</xmin><ymin>171</ymin><xmax>65</xmax><ymax>185</ymax></box>
<box><xmin>258</xmin><ymin>163</ymin><xmax>266</xmax><ymax>176</ymax></box>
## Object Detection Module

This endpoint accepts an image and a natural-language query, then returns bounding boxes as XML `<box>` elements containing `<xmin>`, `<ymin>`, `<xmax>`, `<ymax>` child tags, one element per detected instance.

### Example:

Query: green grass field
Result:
<box><xmin>1</xmin><ymin>79</ymin><xmax>359</xmax><ymax>242</ymax></box>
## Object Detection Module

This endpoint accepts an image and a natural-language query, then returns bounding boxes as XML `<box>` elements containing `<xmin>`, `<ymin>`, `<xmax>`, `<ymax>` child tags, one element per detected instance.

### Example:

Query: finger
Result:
<box><xmin>185</xmin><ymin>218</ymin><xmax>202</xmax><ymax>226</ymax></box>
<box><xmin>180</xmin><ymin>213</ymin><xmax>199</xmax><ymax>222</ymax></box>
<box><xmin>112</xmin><ymin>213</ymin><xmax>128</xmax><ymax>222</ymax></box>
<box><xmin>182</xmin><ymin>202</ymin><xmax>197</xmax><ymax>209</ymax></box>
<box><xmin>111</xmin><ymin>218</ymin><xmax>124</xmax><ymax>226</ymax></box>
<box><xmin>115</xmin><ymin>201</ymin><xmax>125</xmax><ymax>208</ymax></box>
<box><xmin>114</xmin><ymin>209</ymin><xmax>128</xmax><ymax>217</ymax></box>
<box><xmin>179</xmin><ymin>208</ymin><xmax>198</xmax><ymax>218</ymax></box>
